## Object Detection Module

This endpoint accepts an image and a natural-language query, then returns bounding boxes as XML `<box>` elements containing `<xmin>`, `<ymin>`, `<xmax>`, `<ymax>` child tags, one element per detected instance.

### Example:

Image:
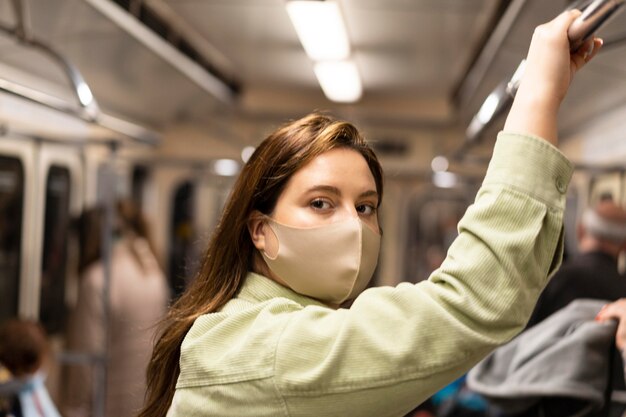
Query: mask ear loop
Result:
<box><xmin>261</xmin><ymin>217</ymin><xmax>280</xmax><ymax>260</ymax></box>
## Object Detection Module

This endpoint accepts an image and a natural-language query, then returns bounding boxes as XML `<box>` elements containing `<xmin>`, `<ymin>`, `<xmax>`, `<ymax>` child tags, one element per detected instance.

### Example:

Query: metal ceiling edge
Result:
<box><xmin>83</xmin><ymin>0</ymin><xmax>236</xmax><ymax>105</ymax></box>
<box><xmin>144</xmin><ymin>0</ymin><xmax>237</xmax><ymax>80</ymax></box>
<box><xmin>0</xmin><ymin>76</ymin><xmax>161</xmax><ymax>146</ymax></box>
<box><xmin>97</xmin><ymin>113</ymin><xmax>161</xmax><ymax>146</ymax></box>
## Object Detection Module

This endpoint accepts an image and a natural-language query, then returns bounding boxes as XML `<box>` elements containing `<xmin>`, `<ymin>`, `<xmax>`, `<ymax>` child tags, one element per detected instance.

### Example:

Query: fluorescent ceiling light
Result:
<box><xmin>433</xmin><ymin>172</ymin><xmax>458</xmax><ymax>189</ymax></box>
<box><xmin>431</xmin><ymin>156</ymin><xmax>449</xmax><ymax>173</ymax></box>
<box><xmin>241</xmin><ymin>146</ymin><xmax>256</xmax><ymax>163</ymax></box>
<box><xmin>476</xmin><ymin>91</ymin><xmax>501</xmax><ymax>125</ymax></box>
<box><xmin>465</xmin><ymin>80</ymin><xmax>513</xmax><ymax>142</ymax></box>
<box><xmin>214</xmin><ymin>159</ymin><xmax>240</xmax><ymax>176</ymax></box>
<box><xmin>314</xmin><ymin>60</ymin><xmax>362</xmax><ymax>103</ymax></box>
<box><xmin>286</xmin><ymin>1</ymin><xmax>350</xmax><ymax>61</ymax></box>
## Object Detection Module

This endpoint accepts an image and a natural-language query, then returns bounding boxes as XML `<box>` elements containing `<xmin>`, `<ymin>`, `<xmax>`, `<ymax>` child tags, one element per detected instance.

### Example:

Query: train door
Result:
<box><xmin>403</xmin><ymin>187</ymin><xmax>474</xmax><ymax>283</ymax></box>
<box><xmin>0</xmin><ymin>136</ymin><xmax>35</xmax><ymax>321</ymax></box>
<box><xmin>169</xmin><ymin>175</ymin><xmax>234</xmax><ymax>298</ymax></box>
<box><xmin>589</xmin><ymin>171</ymin><xmax>625</xmax><ymax>205</ymax></box>
<box><xmin>190</xmin><ymin>172</ymin><xmax>236</xmax><ymax>278</ymax></box>
<box><xmin>36</xmin><ymin>143</ymin><xmax>83</xmax><ymax>402</ymax></box>
<box><xmin>150</xmin><ymin>162</ymin><xmax>237</xmax><ymax>299</ymax></box>
<box><xmin>131</xmin><ymin>164</ymin><xmax>151</xmax><ymax>210</ymax></box>
<box><xmin>195</xmin><ymin>175</ymin><xmax>233</xmax><ymax>240</ymax></box>
<box><xmin>149</xmin><ymin>166</ymin><xmax>198</xmax><ymax>297</ymax></box>
<box><xmin>169</xmin><ymin>179</ymin><xmax>197</xmax><ymax>297</ymax></box>
<box><xmin>178</xmin><ymin>170</ymin><xmax>237</xmax><ymax>297</ymax></box>
<box><xmin>563</xmin><ymin>182</ymin><xmax>581</xmax><ymax>260</ymax></box>
<box><xmin>36</xmin><ymin>143</ymin><xmax>83</xmax><ymax>335</ymax></box>
<box><xmin>0</xmin><ymin>154</ymin><xmax>23</xmax><ymax>321</ymax></box>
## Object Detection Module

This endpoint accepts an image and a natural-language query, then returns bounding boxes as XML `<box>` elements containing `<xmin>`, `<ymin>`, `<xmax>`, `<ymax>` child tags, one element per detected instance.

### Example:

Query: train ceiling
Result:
<box><xmin>0</xmin><ymin>0</ymin><xmax>625</xmax><ymax>146</ymax></box>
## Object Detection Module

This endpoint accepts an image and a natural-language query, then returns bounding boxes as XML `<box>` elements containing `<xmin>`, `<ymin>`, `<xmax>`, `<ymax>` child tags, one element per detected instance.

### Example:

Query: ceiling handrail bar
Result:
<box><xmin>0</xmin><ymin>76</ymin><xmax>160</xmax><ymax>145</ymax></box>
<box><xmin>0</xmin><ymin>23</ymin><xmax>100</xmax><ymax>121</ymax></box>
<box><xmin>0</xmin><ymin>0</ymin><xmax>159</xmax><ymax>144</ymax></box>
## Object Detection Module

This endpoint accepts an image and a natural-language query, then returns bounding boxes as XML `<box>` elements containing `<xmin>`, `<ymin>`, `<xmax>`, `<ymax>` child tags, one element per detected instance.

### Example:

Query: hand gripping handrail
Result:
<box><xmin>464</xmin><ymin>0</ymin><xmax>625</xmax><ymax>145</ymax></box>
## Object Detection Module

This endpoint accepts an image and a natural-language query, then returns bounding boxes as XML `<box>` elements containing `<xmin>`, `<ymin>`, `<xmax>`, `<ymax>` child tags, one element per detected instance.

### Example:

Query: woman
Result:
<box><xmin>141</xmin><ymin>11</ymin><xmax>602</xmax><ymax>417</ymax></box>
<box><xmin>64</xmin><ymin>201</ymin><xmax>169</xmax><ymax>417</ymax></box>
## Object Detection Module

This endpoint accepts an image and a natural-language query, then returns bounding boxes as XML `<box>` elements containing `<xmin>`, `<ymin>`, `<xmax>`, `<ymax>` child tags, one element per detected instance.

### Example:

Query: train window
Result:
<box><xmin>0</xmin><ymin>156</ymin><xmax>24</xmax><ymax>321</ymax></box>
<box><xmin>169</xmin><ymin>181</ymin><xmax>196</xmax><ymax>298</ymax></box>
<box><xmin>622</xmin><ymin>172</ymin><xmax>626</xmax><ymax>206</ymax></box>
<box><xmin>39</xmin><ymin>165</ymin><xmax>71</xmax><ymax>335</ymax></box>
<box><xmin>131</xmin><ymin>165</ymin><xmax>150</xmax><ymax>209</ymax></box>
<box><xmin>405</xmin><ymin>191</ymin><xmax>470</xmax><ymax>283</ymax></box>
<box><xmin>563</xmin><ymin>187</ymin><xmax>580</xmax><ymax>262</ymax></box>
<box><xmin>206</xmin><ymin>182</ymin><xmax>232</xmax><ymax>232</ymax></box>
<box><xmin>588</xmin><ymin>172</ymin><xmax>622</xmax><ymax>205</ymax></box>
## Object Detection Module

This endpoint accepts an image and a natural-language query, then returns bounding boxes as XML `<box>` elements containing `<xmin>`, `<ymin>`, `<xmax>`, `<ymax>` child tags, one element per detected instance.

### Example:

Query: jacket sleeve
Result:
<box><xmin>273</xmin><ymin>132</ymin><xmax>573</xmax><ymax>417</ymax></box>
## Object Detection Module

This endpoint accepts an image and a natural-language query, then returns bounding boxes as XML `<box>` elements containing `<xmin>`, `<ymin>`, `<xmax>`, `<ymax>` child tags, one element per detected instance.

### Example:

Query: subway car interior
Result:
<box><xmin>1</xmin><ymin>0</ymin><xmax>626</xmax><ymax>416</ymax></box>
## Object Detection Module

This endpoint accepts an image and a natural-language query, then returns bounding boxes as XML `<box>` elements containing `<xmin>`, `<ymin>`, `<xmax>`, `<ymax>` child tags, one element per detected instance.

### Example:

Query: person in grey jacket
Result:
<box><xmin>467</xmin><ymin>299</ymin><xmax>618</xmax><ymax>417</ymax></box>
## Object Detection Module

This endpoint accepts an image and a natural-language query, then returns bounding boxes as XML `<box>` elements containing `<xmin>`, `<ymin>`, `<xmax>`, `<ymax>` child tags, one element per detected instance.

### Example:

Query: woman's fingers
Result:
<box><xmin>522</xmin><ymin>10</ymin><xmax>583</xmax><ymax>102</ymax></box>
<box><xmin>585</xmin><ymin>37</ymin><xmax>604</xmax><ymax>62</ymax></box>
<box><xmin>571</xmin><ymin>37</ymin><xmax>604</xmax><ymax>72</ymax></box>
<box><xmin>528</xmin><ymin>10</ymin><xmax>578</xmax><ymax>58</ymax></box>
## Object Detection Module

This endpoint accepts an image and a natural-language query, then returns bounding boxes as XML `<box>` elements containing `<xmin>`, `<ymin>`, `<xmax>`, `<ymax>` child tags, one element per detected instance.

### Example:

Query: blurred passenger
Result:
<box><xmin>597</xmin><ymin>298</ymin><xmax>626</xmax><ymax>417</ymax></box>
<box><xmin>63</xmin><ymin>201</ymin><xmax>169</xmax><ymax>417</ymax></box>
<box><xmin>139</xmin><ymin>11</ymin><xmax>602</xmax><ymax>417</ymax></box>
<box><xmin>0</xmin><ymin>319</ymin><xmax>61</xmax><ymax>417</ymax></box>
<box><xmin>468</xmin><ymin>299</ymin><xmax>618</xmax><ymax>417</ymax></box>
<box><xmin>527</xmin><ymin>200</ymin><xmax>626</xmax><ymax>327</ymax></box>
<box><xmin>469</xmin><ymin>201</ymin><xmax>626</xmax><ymax>416</ymax></box>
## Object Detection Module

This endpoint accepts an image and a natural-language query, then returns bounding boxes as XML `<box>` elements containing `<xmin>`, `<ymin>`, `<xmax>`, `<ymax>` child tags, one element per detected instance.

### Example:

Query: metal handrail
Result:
<box><xmin>0</xmin><ymin>23</ymin><xmax>100</xmax><ymax>121</ymax></box>
<box><xmin>0</xmin><ymin>0</ymin><xmax>159</xmax><ymax>144</ymax></box>
<box><xmin>1</xmin><ymin>0</ymin><xmax>100</xmax><ymax>121</ymax></box>
<box><xmin>0</xmin><ymin>77</ymin><xmax>160</xmax><ymax>145</ymax></box>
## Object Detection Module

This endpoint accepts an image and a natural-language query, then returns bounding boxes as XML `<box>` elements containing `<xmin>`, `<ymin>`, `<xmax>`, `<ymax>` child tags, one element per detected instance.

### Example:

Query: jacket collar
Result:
<box><xmin>237</xmin><ymin>272</ymin><xmax>329</xmax><ymax>309</ymax></box>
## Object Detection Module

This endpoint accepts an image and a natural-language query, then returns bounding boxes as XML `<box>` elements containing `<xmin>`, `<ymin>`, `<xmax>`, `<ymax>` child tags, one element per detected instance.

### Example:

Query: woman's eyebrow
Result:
<box><xmin>305</xmin><ymin>185</ymin><xmax>341</xmax><ymax>196</ymax></box>
<box><xmin>359</xmin><ymin>190</ymin><xmax>378</xmax><ymax>199</ymax></box>
<box><xmin>304</xmin><ymin>186</ymin><xmax>378</xmax><ymax>201</ymax></box>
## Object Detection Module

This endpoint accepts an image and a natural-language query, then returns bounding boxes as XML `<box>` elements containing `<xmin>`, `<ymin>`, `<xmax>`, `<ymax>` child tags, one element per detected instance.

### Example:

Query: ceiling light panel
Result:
<box><xmin>286</xmin><ymin>1</ymin><xmax>351</xmax><ymax>61</ymax></box>
<box><xmin>314</xmin><ymin>60</ymin><xmax>362</xmax><ymax>103</ymax></box>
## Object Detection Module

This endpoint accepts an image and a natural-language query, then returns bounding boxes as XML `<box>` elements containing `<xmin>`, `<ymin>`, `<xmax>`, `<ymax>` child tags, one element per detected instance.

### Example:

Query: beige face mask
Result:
<box><xmin>261</xmin><ymin>217</ymin><xmax>381</xmax><ymax>305</ymax></box>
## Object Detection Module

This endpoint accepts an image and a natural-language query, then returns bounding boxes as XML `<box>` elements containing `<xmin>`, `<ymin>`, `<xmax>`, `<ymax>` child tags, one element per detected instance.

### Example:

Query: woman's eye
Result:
<box><xmin>357</xmin><ymin>204</ymin><xmax>376</xmax><ymax>215</ymax></box>
<box><xmin>310</xmin><ymin>199</ymin><xmax>332</xmax><ymax>210</ymax></box>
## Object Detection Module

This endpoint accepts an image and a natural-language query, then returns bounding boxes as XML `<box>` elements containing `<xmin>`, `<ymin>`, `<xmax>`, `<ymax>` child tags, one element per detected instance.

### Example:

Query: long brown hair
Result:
<box><xmin>139</xmin><ymin>113</ymin><xmax>384</xmax><ymax>416</ymax></box>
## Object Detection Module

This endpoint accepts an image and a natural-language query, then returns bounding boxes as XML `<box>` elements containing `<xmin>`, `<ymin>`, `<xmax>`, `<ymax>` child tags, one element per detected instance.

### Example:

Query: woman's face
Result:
<box><xmin>272</xmin><ymin>147</ymin><xmax>379</xmax><ymax>231</ymax></box>
<box><xmin>248</xmin><ymin>147</ymin><xmax>380</xmax><ymax>285</ymax></box>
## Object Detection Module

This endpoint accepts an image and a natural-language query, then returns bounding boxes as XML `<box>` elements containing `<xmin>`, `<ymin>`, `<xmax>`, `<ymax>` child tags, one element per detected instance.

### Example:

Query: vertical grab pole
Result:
<box><xmin>93</xmin><ymin>140</ymin><xmax>118</xmax><ymax>417</ymax></box>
